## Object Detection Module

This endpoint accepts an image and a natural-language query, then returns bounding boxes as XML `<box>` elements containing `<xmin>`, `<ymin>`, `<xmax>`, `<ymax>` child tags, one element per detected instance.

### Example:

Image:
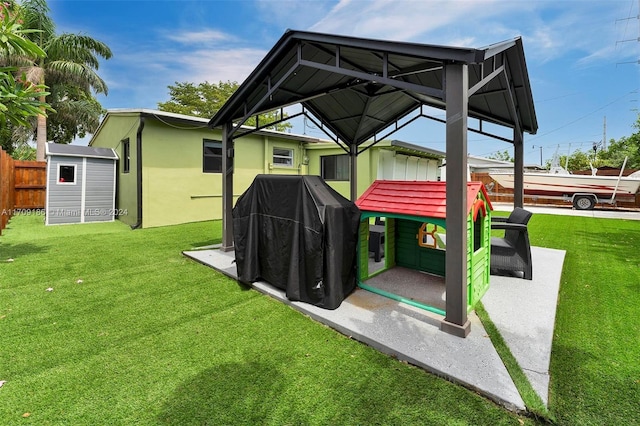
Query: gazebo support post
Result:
<box><xmin>221</xmin><ymin>122</ymin><xmax>235</xmax><ymax>252</ymax></box>
<box><xmin>513</xmin><ymin>128</ymin><xmax>524</xmax><ymax>208</ymax></box>
<box><xmin>441</xmin><ymin>62</ymin><xmax>471</xmax><ymax>338</ymax></box>
<box><xmin>349</xmin><ymin>143</ymin><xmax>358</xmax><ymax>201</ymax></box>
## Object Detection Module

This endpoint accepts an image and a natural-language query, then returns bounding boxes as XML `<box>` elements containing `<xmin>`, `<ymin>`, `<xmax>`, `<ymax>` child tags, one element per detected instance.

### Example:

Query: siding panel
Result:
<box><xmin>47</xmin><ymin>157</ymin><xmax>83</xmax><ymax>224</ymax></box>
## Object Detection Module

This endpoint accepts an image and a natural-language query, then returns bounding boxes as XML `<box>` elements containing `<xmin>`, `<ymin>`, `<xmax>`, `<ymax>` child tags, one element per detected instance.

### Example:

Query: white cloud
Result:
<box><xmin>176</xmin><ymin>48</ymin><xmax>268</xmax><ymax>84</ymax></box>
<box><xmin>163</xmin><ymin>29</ymin><xmax>233</xmax><ymax>44</ymax></box>
<box><xmin>309</xmin><ymin>0</ymin><xmax>526</xmax><ymax>44</ymax></box>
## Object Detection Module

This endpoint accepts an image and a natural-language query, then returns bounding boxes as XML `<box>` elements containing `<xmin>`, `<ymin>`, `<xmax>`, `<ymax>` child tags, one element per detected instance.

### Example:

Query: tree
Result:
<box><xmin>487</xmin><ymin>149</ymin><xmax>513</xmax><ymax>162</ymax></box>
<box><xmin>0</xmin><ymin>0</ymin><xmax>52</xmax><ymax>155</ymax></box>
<box><xmin>158</xmin><ymin>80</ymin><xmax>292</xmax><ymax>132</ymax></box>
<box><xmin>547</xmin><ymin>149</ymin><xmax>596</xmax><ymax>172</ymax></box>
<box><xmin>599</xmin><ymin>114</ymin><xmax>640</xmax><ymax>169</ymax></box>
<box><xmin>46</xmin><ymin>85</ymin><xmax>103</xmax><ymax>144</ymax></box>
<box><xmin>0</xmin><ymin>0</ymin><xmax>111</xmax><ymax>160</ymax></box>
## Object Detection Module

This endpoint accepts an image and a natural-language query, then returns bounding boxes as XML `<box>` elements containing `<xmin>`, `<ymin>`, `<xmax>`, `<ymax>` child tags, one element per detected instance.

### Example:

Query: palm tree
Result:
<box><xmin>2</xmin><ymin>0</ymin><xmax>112</xmax><ymax>160</ymax></box>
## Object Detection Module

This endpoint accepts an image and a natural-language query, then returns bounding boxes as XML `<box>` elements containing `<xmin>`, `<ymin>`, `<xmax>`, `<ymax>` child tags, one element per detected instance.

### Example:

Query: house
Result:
<box><xmin>355</xmin><ymin>180</ymin><xmax>493</xmax><ymax>315</ymax></box>
<box><xmin>88</xmin><ymin>109</ymin><xmax>445</xmax><ymax>228</ymax></box>
<box><xmin>306</xmin><ymin>139</ymin><xmax>443</xmax><ymax>198</ymax></box>
<box><xmin>89</xmin><ymin>109</ymin><xmax>319</xmax><ymax>228</ymax></box>
<box><xmin>45</xmin><ymin>143</ymin><xmax>118</xmax><ymax>225</ymax></box>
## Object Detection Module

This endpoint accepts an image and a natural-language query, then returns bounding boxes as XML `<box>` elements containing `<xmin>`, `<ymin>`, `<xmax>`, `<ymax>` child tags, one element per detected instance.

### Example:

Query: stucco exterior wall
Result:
<box><xmin>90</xmin><ymin>113</ymin><xmax>140</xmax><ymax>227</ymax></box>
<box><xmin>140</xmin><ymin>122</ymin><xmax>305</xmax><ymax>228</ymax></box>
<box><xmin>91</xmin><ymin>112</ymin><xmax>308</xmax><ymax>228</ymax></box>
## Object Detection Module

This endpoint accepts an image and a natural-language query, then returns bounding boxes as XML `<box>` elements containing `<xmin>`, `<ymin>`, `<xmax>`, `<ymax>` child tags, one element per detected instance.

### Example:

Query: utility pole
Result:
<box><xmin>603</xmin><ymin>116</ymin><xmax>607</xmax><ymax>149</ymax></box>
<box><xmin>615</xmin><ymin>0</ymin><xmax>640</xmax><ymax>67</ymax></box>
<box><xmin>533</xmin><ymin>145</ymin><xmax>542</xmax><ymax>166</ymax></box>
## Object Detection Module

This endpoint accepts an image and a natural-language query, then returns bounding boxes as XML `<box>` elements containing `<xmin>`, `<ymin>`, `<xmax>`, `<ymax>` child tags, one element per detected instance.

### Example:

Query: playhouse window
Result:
<box><xmin>203</xmin><ymin>139</ymin><xmax>222</xmax><ymax>173</ymax></box>
<box><xmin>58</xmin><ymin>165</ymin><xmax>76</xmax><ymax>184</ymax></box>
<box><xmin>273</xmin><ymin>147</ymin><xmax>293</xmax><ymax>167</ymax></box>
<box><xmin>473</xmin><ymin>212</ymin><xmax>484</xmax><ymax>252</ymax></box>
<box><xmin>321</xmin><ymin>154</ymin><xmax>349</xmax><ymax>181</ymax></box>
<box><xmin>417</xmin><ymin>223</ymin><xmax>445</xmax><ymax>250</ymax></box>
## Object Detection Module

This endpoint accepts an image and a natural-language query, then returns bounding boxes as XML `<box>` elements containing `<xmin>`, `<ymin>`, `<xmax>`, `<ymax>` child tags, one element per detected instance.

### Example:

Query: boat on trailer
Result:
<box><xmin>489</xmin><ymin>157</ymin><xmax>640</xmax><ymax>210</ymax></box>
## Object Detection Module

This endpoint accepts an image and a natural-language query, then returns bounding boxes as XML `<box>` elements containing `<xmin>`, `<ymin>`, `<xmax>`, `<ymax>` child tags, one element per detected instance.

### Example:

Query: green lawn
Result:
<box><xmin>0</xmin><ymin>212</ymin><xmax>638</xmax><ymax>425</ymax></box>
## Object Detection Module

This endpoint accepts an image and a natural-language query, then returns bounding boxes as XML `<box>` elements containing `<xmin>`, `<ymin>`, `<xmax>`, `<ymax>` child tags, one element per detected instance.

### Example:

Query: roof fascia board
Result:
<box><xmin>391</xmin><ymin>140</ymin><xmax>445</xmax><ymax>157</ymax></box>
<box><xmin>512</xmin><ymin>38</ymin><xmax>538</xmax><ymax>134</ymax></box>
<box><xmin>479</xmin><ymin>38</ymin><xmax>518</xmax><ymax>61</ymax></box>
<box><xmin>47</xmin><ymin>152</ymin><xmax>118</xmax><ymax>160</ymax></box>
<box><xmin>290</xmin><ymin>30</ymin><xmax>481</xmax><ymax>64</ymax></box>
<box><xmin>101</xmin><ymin>108</ymin><xmax>326</xmax><ymax>144</ymax></box>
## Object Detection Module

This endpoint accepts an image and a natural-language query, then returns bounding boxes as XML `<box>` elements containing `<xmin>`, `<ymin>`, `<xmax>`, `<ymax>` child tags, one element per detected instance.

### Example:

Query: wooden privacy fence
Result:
<box><xmin>14</xmin><ymin>159</ymin><xmax>46</xmax><ymax>209</ymax></box>
<box><xmin>0</xmin><ymin>147</ymin><xmax>46</xmax><ymax>235</ymax></box>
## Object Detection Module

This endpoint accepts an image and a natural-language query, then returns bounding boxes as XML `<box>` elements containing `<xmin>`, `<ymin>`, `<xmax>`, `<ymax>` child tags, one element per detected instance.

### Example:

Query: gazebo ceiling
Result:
<box><xmin>209</xmin><ymin>30</ymin><xmax>538</xmax><ymax>145</ymax></box>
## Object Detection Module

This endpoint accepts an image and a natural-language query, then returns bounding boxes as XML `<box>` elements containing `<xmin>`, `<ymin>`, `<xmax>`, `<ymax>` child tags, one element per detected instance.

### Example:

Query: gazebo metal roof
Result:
<box><xmin>209</xmin><ymin>30</ymin><xmax>537</xmax><ymax>145</ymax></box>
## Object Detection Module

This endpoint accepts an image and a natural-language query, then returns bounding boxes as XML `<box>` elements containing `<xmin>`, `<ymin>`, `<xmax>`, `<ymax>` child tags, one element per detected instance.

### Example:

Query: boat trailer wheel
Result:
<box><xmin>573</xmin><ymin>195</ymin><xmax>595</xmax><ymax>210</ymax></box>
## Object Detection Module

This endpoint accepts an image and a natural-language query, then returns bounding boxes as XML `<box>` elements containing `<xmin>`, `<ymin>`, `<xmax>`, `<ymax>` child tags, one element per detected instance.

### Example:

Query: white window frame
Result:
<box><xmin>272</xmin><ymin>147</ymin><xmax>294</xmax><ymax>167</ymax></box>
<box><xmin>57</xmin><ymin>164</ymin><xmax>77</xmax><ymax>185</ymax></box>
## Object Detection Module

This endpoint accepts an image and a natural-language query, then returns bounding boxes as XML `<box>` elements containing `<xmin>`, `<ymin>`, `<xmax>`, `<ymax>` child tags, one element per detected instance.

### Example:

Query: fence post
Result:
<box><xmin>1</xmin><ymin>148</ymin><xmax>16</xmax><ymax>234</ymax></box>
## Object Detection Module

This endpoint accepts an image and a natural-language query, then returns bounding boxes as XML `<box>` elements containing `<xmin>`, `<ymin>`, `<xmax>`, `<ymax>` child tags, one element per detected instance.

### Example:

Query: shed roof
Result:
<box><xmin>46</xmin><ymin>143</ymin><xmax>118</xmax><ymax>160</ymax></box>
<box><xmin>209</xmin><ymin>30</ymin><xmax>538</xmax><ymax>145</ymax></box>
<box><xmin>355</xmin><ymin>180</ymin><xmax>493</xmax><ymax>219</ymax></box>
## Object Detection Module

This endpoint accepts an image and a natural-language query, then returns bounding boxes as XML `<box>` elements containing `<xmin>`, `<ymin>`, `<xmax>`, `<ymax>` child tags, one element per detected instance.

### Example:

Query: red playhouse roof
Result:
<box><xmin>355</xmin><ymin>180</ymin><xmax>493</xmax><ymax>219</ymax></box>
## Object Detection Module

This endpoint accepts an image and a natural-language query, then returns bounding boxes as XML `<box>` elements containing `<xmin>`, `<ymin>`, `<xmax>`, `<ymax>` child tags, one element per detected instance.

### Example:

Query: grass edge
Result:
<box><xmin>475</xmin><ymin>302</ymin><xmax>555</xmax><ymax>423</ymax></box>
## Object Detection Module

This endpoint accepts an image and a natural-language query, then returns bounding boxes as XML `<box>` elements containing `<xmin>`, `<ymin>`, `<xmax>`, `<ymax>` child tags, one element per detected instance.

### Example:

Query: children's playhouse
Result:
<box><xmin>355</xmin><ymin>180</ymin><xmax>493</xmax><ymax>316</ymax></box>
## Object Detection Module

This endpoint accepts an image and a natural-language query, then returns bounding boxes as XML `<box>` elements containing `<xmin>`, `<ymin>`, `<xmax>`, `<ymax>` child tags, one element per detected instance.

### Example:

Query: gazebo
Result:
<box><xmin>209</xmin><ymin>30</ymin><xmax>538</xmax><ymax>337</ymax></box>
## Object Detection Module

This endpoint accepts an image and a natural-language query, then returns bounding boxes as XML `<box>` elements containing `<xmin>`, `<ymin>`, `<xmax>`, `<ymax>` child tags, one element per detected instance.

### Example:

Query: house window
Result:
<box><xmin>321</xmin><ymin>154</ymin><xmax>349</xmax><ymax>181</ymax></box>
<box><xmin>203</xmin><ymin>139</ymin><xmax>222</xmax><ymax>173</ymax></box>
<box><xmin>273</xmin><ymin>147</ymin><xmax>293</xmax><ymax>167</ymax></box>
<box><xmin>122</xmin><ymin>138</ymin><xmax>130</xmax><ymax>173</ymax></box>
<box><xmin>58</xmin><ymin>164</ymin><xmax>76</xmax><ymax>184</ymax></box>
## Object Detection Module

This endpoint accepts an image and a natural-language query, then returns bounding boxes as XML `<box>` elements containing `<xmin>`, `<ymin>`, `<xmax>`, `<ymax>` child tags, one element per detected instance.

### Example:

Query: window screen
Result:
<box><xmin>203</xmin><ymin>139</ymin><xmax>222</xmax><ymax>173</ymax></box>
<box><xmin>273</xmin><ymin>147</ymin><xmax>293</xmax><ymax>166</ymax></box>
<box><xmin>321</xmin><ymin>155</ymin><xmax>349</xmax><ymax>181</ymax></box>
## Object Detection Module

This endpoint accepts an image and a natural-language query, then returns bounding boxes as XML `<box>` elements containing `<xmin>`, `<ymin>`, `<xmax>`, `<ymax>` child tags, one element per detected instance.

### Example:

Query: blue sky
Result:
<box><xmin>50</xmin><ymin>0</ymin><xmax>640</xmax><ymax>165</ymax></box>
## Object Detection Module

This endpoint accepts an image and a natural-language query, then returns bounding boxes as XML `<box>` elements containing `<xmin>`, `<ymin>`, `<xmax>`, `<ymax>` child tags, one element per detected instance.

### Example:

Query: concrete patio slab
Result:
<box><xmin>183</xmin><ymin>245</ymin><xmax>565</xmax><ymax>412</ymax></box>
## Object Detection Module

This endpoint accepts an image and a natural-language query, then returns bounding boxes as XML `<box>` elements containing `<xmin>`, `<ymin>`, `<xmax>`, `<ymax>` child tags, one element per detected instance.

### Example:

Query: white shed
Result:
<box><xmin>45</xmin><ymin>143</ymin><xmax>118</xmax><ymax>225</ymax></box>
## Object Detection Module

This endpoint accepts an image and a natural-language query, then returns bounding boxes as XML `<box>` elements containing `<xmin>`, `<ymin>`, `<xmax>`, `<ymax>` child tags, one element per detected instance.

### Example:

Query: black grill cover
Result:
<box><xmin>233</xmin><ymin>175</ymin><xmax>361</xmax><ymax>309</ymax></box>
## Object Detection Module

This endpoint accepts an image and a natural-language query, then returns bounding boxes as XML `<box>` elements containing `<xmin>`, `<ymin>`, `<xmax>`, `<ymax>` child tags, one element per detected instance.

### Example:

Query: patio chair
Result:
<box><xmin>490</xmin><ymin>207</ymin><xmax>533</xmax><ymax>280</ymax></box>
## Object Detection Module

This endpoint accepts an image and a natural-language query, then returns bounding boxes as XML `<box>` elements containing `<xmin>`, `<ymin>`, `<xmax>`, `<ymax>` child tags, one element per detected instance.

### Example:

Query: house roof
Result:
<box><xmin>46</xmin><ymin>142</ymin><xmax>118</xmax><ymax>160</ymax></box>
<box><xmin>209</xmin><ymin>30</ymin><xmax>538</xmax><ymax>146</ymax></box>
<box><xmin>90</xmin><ymin>108</ymin><xmax>327</xmax><ymax>146</ymax></box>
<box><xmin>388</xmin><ymin>140</ymin><xmax>445</xmax><ymax>158</ymax></box>
<box><xmin>305</xmin><ymin>138</ymin><xmax>445</xmax><ymax>159</ymax></box>
<box><xmin>355</xmin><ymin>180</ymin><xmax>493</xmax><ymax>219</ymax></box>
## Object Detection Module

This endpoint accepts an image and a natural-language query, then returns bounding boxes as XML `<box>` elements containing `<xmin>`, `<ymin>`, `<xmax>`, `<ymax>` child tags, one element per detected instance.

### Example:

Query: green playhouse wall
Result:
<box><xmin>357</xmin><ymin>193</ymin><xmax>492</xmax><ymax>313</ymax></box>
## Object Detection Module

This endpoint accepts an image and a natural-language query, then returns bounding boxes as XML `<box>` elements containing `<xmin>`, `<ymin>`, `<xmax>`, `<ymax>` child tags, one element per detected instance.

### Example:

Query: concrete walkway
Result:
<box><xmin>184</xmin><ymin>245</ymin><xmax>565</xmax><ymax>411</ymax></box>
